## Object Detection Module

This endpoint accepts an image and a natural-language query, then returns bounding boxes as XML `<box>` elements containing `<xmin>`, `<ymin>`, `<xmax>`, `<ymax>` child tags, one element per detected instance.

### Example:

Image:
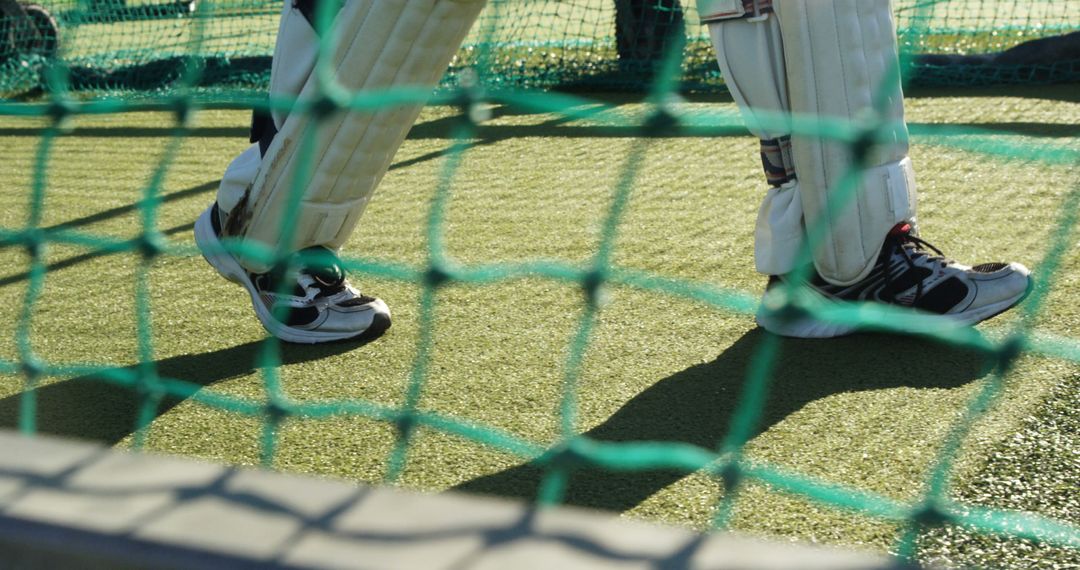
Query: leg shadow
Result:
<box><xmin>0</xmin><ymin>338</ymin><xmax>375</xmax><ymax>444</ymax></box>
<box><xmin>455</xmin><ymin>328</ymin><xmax>992</xmax><ymax>512</ymax></box>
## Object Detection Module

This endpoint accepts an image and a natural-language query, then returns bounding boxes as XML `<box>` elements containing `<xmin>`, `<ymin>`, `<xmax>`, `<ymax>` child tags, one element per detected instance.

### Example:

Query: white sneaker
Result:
<box><xmin>194</xmin><ymin>203</ymin><xmax>391</xmax><ymax>344</ymax></box>
<box><xmin>757</xmin><ymin>222</ymin><xmax>1032</xmax><ymax>339</ymax></box>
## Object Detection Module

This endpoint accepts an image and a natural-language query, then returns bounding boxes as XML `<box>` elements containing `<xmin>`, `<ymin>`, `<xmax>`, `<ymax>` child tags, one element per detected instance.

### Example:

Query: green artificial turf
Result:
<box><xmin>0</xmin><ymin>85</ymin><xmax>1077</xmax><ymax>569</ymax></box>
<box><xmin>920</xmin><ymin>374</ymin><xmax>1080</xmax><ymax>569</ymax></box>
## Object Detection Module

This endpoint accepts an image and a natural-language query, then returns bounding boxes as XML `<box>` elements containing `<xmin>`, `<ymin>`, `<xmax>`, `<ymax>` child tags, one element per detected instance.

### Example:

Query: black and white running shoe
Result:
<box><xmin>757</xmin><ymin>223</ymin><xmax>1032</xmax><ymax>338</ymax></box>
<box><xmin>194</xmin><ymin>203</ymin><xmax>391</xmax><ymax>344</ymax></box>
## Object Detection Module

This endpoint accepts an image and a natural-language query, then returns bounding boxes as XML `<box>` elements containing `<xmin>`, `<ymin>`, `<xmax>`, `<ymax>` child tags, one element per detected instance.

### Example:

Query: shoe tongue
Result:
<box><xmin>889</xmin><ymin>222</ymin><xmax>914</xmax><ymax>238</ymax></box>
<box><xmin>296</xmin><ymin>247</ymin><xmax>345</xmax><ymax>288</ymax></box>
<box><xmin>880</xmin><ymin>222</ymin><xmax>921</xmax><ymax>264</ymax></box>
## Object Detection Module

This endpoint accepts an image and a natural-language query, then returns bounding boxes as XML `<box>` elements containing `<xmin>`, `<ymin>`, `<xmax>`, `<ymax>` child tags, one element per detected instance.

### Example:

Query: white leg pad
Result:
<box><xmin>230</xmin><ymin>0</ymin><xmax>486</xmax><ymax>272</ymax></box>
<box><xmin>269</xmin><ymin>1</ymin><xmax>321</xmax><ymax>129</ymax></box>
<box><xmin>707</xmin><ymin>16</ymin><xmax>788</xmax><ymax>141</ymax></box>
<box><xmin>708</xmin><ymin>15</ymin><xmax>808</xmax><ymax>276</ymax></box>
<box><xmin>776</xmin><ymin>0</ymin><xmax>916</xmax><ymax>285</ymax></box>
<box><xmin>216</xmin><ymin>1</ymin><xmax>323</xmax><ymax>235</ymax></box>
<box><xmin>217</xmin><ymin>143</ymin><xmax>263</xmax><ymax>217</ymax></box>
<box><xmin>754</xmin><ymin>181</ymin><xmax>805</xmax><ymax>276</ymax></box>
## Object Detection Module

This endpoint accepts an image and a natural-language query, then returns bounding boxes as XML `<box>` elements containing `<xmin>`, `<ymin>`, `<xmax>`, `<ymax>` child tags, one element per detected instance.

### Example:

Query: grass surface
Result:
<box><xmin>0</xmin><ymin>85</ymin><xmax>1078</xmax><ymax>568</ymax></box>
<box><xmin>920</xmin><ymin>375</ymin><xmax>1080</xmax><ymax>569</ymax></box>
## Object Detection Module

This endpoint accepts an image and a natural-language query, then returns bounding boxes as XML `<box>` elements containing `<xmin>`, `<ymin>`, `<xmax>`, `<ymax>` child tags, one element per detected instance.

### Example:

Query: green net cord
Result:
<box><xmin>1</xmin><ymin>0</ymin><xmax>1078</xmax><ymax>565</ymax></box>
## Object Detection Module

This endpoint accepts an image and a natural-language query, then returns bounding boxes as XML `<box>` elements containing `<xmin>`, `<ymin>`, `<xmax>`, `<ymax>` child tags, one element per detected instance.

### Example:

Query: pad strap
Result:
<box><xmin>760</xmin><ymin>136</ymin><xmax>795</xmax><ymax>187</ymax></box>
<box><xmin>698</xmin><ymin>0</ymin><xmax>773</xmax><ymax>23</ymax></box>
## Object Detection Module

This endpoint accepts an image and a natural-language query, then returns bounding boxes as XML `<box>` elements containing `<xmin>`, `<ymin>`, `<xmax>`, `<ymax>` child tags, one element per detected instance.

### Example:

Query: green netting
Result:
<box><xmin>1</xmin><ymin>0</ymin><xmax>1079</xmax><ymax>567</ymax></box>
<box><xmin>1</xmin><ymin>0</ymin><xmax>1079</xmax><ymax>97</ymax></box>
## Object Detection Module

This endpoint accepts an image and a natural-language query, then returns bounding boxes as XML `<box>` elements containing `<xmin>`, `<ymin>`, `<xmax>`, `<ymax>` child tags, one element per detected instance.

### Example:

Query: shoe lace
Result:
<box><xmin>881</xmin><ymin>222</ymin><xmax>951</xmax><ymax>305</ymax></box>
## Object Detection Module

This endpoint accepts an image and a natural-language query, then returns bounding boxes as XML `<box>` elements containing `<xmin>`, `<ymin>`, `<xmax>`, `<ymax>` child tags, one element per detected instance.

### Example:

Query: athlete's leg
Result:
<box><xmin>198</xmin><ymin>0</ymin><xmax>487</xmax><ymax>343</ymax></box>
<box><xmin>217</xmin><ymin>0</ymin><xmax>323</xmax><ymax>218</ymax></box>
<box><xmin>229</xmin><ymin>0</ymin><xmax>487</xmax><ymax>269</ymax></box>
<box><xmin>703</xmin><ymin>0</ymin><xmax>914</xmax><ymax>284</ymax></box>
<box><xmin>703</xmin><ymin>1</ymin><xmax>803</xmax><ymax>278</ymax></box>
<box><xmin>702</xmin><ymin>0</ymin><xmax>1031</xmax><ymax>338</ymax></box>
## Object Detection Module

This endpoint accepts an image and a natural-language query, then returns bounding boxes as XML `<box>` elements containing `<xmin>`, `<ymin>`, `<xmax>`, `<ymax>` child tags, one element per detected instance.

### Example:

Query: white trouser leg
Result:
<box><xmin>268</xmin><ymin>1</ymin><xmax>321</xmax><ymax>129</ymax></box>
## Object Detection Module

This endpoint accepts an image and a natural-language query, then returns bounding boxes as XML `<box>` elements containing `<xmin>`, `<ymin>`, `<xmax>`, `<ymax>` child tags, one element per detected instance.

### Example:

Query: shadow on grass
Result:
<box><xmin>1</xmin><ymin>178</ymin><xmax>216</xmax><ymax>239</ymax></box>
<box><xmin>0</xmin><ymin>126</ymin><xmax>248</xmax><ymax>138</ymax></box>
<box><xmin>0</xmin><ymin>338</ymin><xmax>375</xmax><ymax>444</ymax></box>
<box><xmin>0</xmin><ymin>220</ymin><xmax>193</xmax><ymax>289</ymax></box>
<box><xmin>0</xmin><ymin>179</ymin><xmax>218</xmax><ymax>290</ymax></box>
<box><xmin>455</xmin><ymin>328</ymin><xmax>991</xmax><ymax>513</ymax></box>
<box><xmin>903</xmin><ymin>84</ymin><xmax>1080</xmax><ymax>103</ymax></box>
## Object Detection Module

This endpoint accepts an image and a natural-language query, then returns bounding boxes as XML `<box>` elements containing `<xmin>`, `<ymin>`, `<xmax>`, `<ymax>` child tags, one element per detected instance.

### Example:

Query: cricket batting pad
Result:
<box><xmin>706</xmin><ymin>5</ymin><xmax>805</xmax><ymax>277</ymax></box>
<box><xmin>216</xmin><ymin>0</ymin><xmax>325</xmax><ymax>219</ymax></box>
<box><xmin>705</xmin><ymin>0</ymin><xmax>916</xmax><ymax>285</ymax></box>
<box><xmin>228</xmin><ymin>0</ymin><xmax>486</xmax><ymax>272</ymax></box>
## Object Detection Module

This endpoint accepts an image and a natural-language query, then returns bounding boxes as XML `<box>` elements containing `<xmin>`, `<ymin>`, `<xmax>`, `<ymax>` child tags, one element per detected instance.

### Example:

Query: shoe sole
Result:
<box><xmin>755</xmin><ymin>282</ymin><xmax>1032</xmax><ymax>339</ymax></box>
<box><xmin>194</xmin><ymin>205</ymin><xmax>391</xmax><ymax>344</ymax></box>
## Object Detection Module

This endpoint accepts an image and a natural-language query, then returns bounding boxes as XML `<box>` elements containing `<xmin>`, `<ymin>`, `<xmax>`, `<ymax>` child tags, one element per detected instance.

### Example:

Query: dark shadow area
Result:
<box><xmin>912</xmin><ymin>32</ymin><xmax>1080</xmax><ymax>88</ymax></box>
<box><xmin>455</xmin><ymin>328</ymin><xmax>991</xmax><ymax>513</ymax></box>
<box><xmin>64</xmin><ymin>54</ymin><xmax>271</xmax><ymax>93</ymax></box>
<box><xmin>904</xmin><ymin>83</ymin><xmax>1080</xmax><ymax>103</ymax></box>
<box><xmin>0</xmin><ymin>126</ymin><xmax>247</xmax><ymax>137</ymax></box>
<box><xmin>911</xmin><ymin>122</ymin><xmax>1080</xmax><ymax>139</ymax></box>
<box><xmin>0</xmin><ymin>338</ymin><xmax>373</xmax><ymax>444</ymax></box>
<box><xmin>402</xmin><ymin>95</ymin><xmax>1078</xmax><ymax>143</ymax></box>
<box><xmin>923</xmin><ymin>32</ymin><xmax>1080</xmax><ymax>68</ymax></box>
<box><xmin>408</xmin><ymin>119</ymin><xmax>1079</xmax><ymax>142</ymax></box>
<box><xmin>3</xmin><ymin>109</ymin><xmax>1075</xmax><ymax>143</ymax></box>
<box><xmin>0</xmin><ymin>220</ymin><xmax>192</xmax><ymax>289</ymax></box>
<box><xmin>1</xmin><ymin>179</ymin><xmax>215</xmax><ymax>240</ymax></box>
<box><xmin>0</xmin><ymin>179</ymin><xmax>217</xmax><ymax>289</ymax></box>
